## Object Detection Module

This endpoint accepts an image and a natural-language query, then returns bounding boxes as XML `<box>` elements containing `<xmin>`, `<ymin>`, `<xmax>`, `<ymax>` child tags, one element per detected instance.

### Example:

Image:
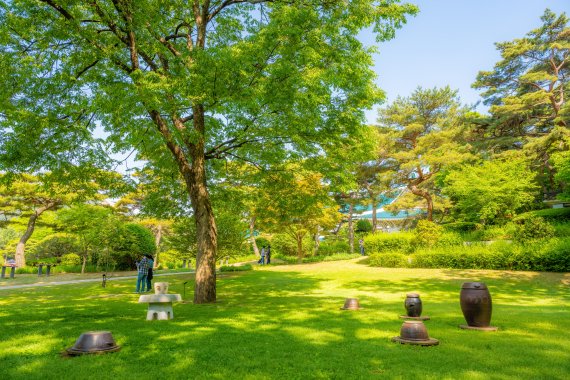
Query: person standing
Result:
<box><xmin>266</xmin><ymin>245</ymin><xmax>271</xmax><ymax>264</ymax></box>
<box><xmin>135</xmin><ymin>255</ymin><xmax>149</xmax><ymax>293</ymax></box>
<box><xmin>145</xmin><ymin>254</ymin><xmax>154</xmax><ymax>292</ymax></box>
<box><xmin>258</xmin><ymin>246</ymin><xmax>266</xmax><ymax>265</ymax></box>
<box><xmin>359</xmin><ymin>238</ymin><xmax>365</xmax><ymax>256</ymax></box>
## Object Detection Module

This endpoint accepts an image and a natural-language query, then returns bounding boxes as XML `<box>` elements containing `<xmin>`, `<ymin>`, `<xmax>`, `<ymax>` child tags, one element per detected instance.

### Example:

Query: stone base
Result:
<box><xmin>459</xmin><ymin>324</ymin><xmax>498</xmax><ymax>331</ymax></box>
<box><xmin>146</xmin><ymin>303</ymin><xmax>174</xmax><ymax>320</ymax></box>
<box><xmin>399</xmin><ymin>315</ymin><xmax>430</xmax><ymax>320</ymax></box>
<box><xmin>391</xmin><ymin>336</ymin><xmax>439</xmax><ymax>346</ymax></box>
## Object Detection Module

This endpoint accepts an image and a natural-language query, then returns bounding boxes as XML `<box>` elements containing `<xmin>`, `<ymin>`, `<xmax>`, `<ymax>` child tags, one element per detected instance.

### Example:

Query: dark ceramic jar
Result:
<box><xmin>460</xmin><ymin>282</ymin><xmax>492</xmax><ymax>327</ymax></box>
<box><xmin>404</xmin><ymin>293</ymin><xmax>423</xmax><ymax>317</ymax></box>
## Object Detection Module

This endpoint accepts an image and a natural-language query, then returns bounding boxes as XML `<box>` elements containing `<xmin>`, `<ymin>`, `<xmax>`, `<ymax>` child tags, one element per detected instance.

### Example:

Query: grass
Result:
<box><xmin>1</xmin><ymin>259</ymin><xmax>569</xmax><ymax>379</ymax></box>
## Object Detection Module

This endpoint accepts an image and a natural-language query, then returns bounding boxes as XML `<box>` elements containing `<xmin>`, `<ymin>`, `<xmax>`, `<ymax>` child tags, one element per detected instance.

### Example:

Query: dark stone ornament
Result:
<box><xmin>392</xmin><ymin>320</ymin><xmax>439</xmax><ymax>346</ymax></box>
<box><xmin>459</xmin><ymin>282</ymin><xmax>498</xmax><ymax>331</ymax></box>
<box><xmin>64</xmin><ymin>331</ymin><xmax>121</xmax><ymax>356</ymax></box>
<box><xmin>399</xmin><ymin>293</ymin><xmax>430</xmax><ymax>320</ymax></box>
<box><xmin>340</xmin><ymin>298</ymin><xmax>362</xmax><ymax>310</ymax></box>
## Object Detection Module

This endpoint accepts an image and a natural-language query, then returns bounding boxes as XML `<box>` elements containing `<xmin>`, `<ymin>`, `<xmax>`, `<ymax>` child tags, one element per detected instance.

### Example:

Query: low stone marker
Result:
<box><xmin>138</xmin><ymin>282</ymin><xmax>181</xmax><ymax>320</ymax></box>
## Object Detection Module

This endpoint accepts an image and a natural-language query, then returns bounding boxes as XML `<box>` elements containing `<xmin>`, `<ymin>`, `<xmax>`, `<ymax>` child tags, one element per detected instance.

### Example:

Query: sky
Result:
<box><xmin>361</xmin><ymin>0</ymin><xmax>570</xmax><ymax>124</ymax></box>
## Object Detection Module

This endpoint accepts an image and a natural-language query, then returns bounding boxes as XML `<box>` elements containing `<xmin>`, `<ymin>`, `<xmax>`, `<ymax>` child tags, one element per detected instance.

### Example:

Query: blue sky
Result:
<box><xmin>362</xmin><ymin>0</ymin><xmax>570</xmax><ymax>124</ymax></box>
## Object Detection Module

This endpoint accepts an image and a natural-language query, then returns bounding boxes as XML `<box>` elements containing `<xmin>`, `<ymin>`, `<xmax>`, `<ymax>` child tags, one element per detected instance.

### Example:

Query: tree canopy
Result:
<box><xmin>0</xmin><ymin>0</ymin><xmax>418</xmax><ymax>302</ymax></box>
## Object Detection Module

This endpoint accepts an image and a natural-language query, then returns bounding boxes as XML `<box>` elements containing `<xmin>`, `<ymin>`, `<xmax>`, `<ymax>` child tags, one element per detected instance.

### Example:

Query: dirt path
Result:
<box><xmin>0</xmin><ymin>270</ymin><xmax>194</xmax><ymax>290</ymax></box>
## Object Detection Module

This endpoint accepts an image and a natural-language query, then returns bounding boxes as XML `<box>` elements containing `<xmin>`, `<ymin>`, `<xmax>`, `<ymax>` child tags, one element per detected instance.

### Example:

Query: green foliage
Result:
<box><xmin>273</xmin><ymin>252</ymin><xmax>360</xmax><ymax>264</ymax></box>
<box><xmin>377</xmin><ymin>86</ymin><xmax>473</xmax><ymax>220</ymax></box>
<box><xmin>253</xmin><ymin>237</ymin><xmax>271</xmax><ymax>252</ymax></box>
<box><xmin>513</xmin><ymin>207</ymin><xmax>570</xmax><ymax>223</ymax></box>
<box><xmin>368</xmin><ymin>252</ymin><xmax>408</xmax><ymax>268</ymax></box>
<box><xmin>363</xmin><ymin>232</ymin><xmax>414</xmax><ymax>254</ymax></box>
<box><xmin>513</xmin><ymin>216</ymin><xmax>555</xmax><ymax>243</ymax></box>
<box><xmin>317</xmin><ymin>239</ymin><xmax>350</xmax><ymax>256</ymax></box>
<box><xmin>435</xmin><ymin>232</ymin><xmax>464</xmax><ymax>247</ymax></box>
<box><xmin>355</xmin><ymin>219</ymin><xmax>372</xmax><ymax>233</ymax></box>
<box><xmin>408</xmin><ymin>239</ymin><xmax>570</xmax><ymax>272</ymax></box>
<box><xmin>443</xmin><ymin>156</ymin><xmax>540</xmax><ymax>224</ymax></box>
<box><xmin>113</xmin><ymin>223</ymin><xmax>156</xmax><ymax>270</ymax></box>
<box><xmin>473</xmin><ymin>10</ymin><xmax>570</xmax><ymax>148</ymax></box>
<box><xmin>60</xmin><ymin>253</ymin><xmax>81</xmax><ymax>266</ymax></box>
<box><xmin>219</xmin><ymin>264</ymin><xmax>253</xmax><ymax>272</ymax></box>
<box><xmin>414</xmin><ymin>220</ymin><xmax>443</xmax><ymax>247</ymax></box>
<box><xmin>442</xmin><ymin>222</ymin><xmax>482</xmax><ymax>232</ymax></box>
<box><xmin>28</xmin><ymin>233</ymin><xmax>79</xmax><ymax>260</ymax></box>
<box><xmin>271</xmin><ymin>233</ymin><xmax>313</xmax><ymax>257</ymax></box>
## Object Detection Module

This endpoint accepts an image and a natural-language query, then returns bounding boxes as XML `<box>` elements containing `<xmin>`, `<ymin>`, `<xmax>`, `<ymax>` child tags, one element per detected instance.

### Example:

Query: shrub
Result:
<box><xmin>363</xmin><ymin>232</ymin><xmax>414</xmax><ymax>254</ymax></box>
<box><xmin>414</xmin><ymin>220</ymin><xmax>443</xmax><ymax>248</ymax></box>
<box><xmin>443</xmin><ymin>222</ymin><xmax>482</xmax><ymax>232</ymax></box>
<box><xmin>435</xmin><ymin>232</ymin><xmax>463</xmax><ymax>247</ymax></box>
<box><xmin>369</xmin><ymin>253</ymin><xmax>408</xmax><ymax>268</ymax></box>
<box><xmin>356</xmin><ymin>219</ymin><xmax>372</xmax><ymax>233</ymax></box>
<box><xmin>220</xmin><ymin>264</ymin><xmax>253</xmax><ymax>272</ymax></box>
<box><xmin>60</xmin><ymin>253</ymin><xmax>81</xmax><ymax>266</ymax></box>
<box><xmin>28</xmin><ymin>233</ymin><xmax>80</xmax><ymax>260</ymax></box>
<box><xmin>317</xmin><ymin>239</ymin><xmax>350</xmax><ymax>256</ymax></box>
<box><xmin>553</xmin><ymin>223</ymin><xmax>570</xmax><ymax>237</ymax></box>
<box><xmin>513</xmin><ymin>207</ymin><xmax>570</xmax><ymax>223</ymax></box>
<box><xmin>113</xmin><ymin>223</ymin><xmax>156</xmax><ymax>270</ymax></box>
<box><xmin>321</xmin><ymin>253</ymin><xmax>360</xmax><ymax>262</ymax></box>
<box><xmin>513</xmin><ymin>216</ymin><xmax>555</xmax><ymax>242</ymax></box>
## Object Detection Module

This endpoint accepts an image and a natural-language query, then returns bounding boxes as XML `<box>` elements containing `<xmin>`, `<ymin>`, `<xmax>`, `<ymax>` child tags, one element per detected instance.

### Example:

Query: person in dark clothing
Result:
<box><xmin>266</xmin><ymin>245</ymin><xmax>271</xmax><ymax>264</ymax></box>
<box><xmin>145</xmin><ymin>254</ymin><xmax>154</xmax><ymax>292</ymax></box>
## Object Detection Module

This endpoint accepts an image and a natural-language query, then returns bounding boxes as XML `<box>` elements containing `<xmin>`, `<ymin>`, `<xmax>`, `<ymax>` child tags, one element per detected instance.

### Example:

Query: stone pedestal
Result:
<box><xmin>138</xmin><ymin>285</ymin><xmax>181</xmax><ymax>320</ymax></box>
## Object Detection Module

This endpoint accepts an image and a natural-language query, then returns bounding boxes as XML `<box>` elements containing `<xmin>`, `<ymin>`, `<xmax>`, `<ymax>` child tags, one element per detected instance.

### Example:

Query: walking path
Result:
<box><xmin>0</xmin><ymin>270</ymin><xmax>194</xmax><ymax>290</ymax></box>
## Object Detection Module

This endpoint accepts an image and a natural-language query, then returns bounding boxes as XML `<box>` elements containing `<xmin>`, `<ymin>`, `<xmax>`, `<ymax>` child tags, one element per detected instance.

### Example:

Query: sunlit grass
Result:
<box><xmin>1</xmin><ymin>259</ymin><xmax>569</xmax><ymax>379</ymax></box>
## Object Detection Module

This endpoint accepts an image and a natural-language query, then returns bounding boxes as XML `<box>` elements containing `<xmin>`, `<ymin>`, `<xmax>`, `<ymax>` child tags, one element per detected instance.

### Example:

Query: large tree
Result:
<box><xmin>376</xmin><ymin>87</ymin><xmax>472</xmax><ymax>221</ymax></box>
<box><xmin>0</xmin><ymin>0</ymin><xmax>416</xmax><ymax>303</ymax></box>
<box><xmin>473</xmin><ymin>9</ymin><xmax>570</xmax><ymax>195</ymax></box>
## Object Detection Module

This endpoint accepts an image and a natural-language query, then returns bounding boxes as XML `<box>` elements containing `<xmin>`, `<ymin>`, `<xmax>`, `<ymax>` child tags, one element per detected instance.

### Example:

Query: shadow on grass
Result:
<box><xmin>0</xmin><ymin>269</ymin><xmax>569</xmax><ymax>379</ymax></box>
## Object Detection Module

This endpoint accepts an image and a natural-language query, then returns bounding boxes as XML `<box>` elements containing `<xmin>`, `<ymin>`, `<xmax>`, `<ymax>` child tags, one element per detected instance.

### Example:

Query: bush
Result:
<box><xmin>514</xmin><ymin>207</ymin><xmax>570</xmax><ymax>223</ymax></box>
<box><xmin>363</xmin><ymin>232</ymin><xmax>414</xmax><ymax>254</ymax></box>
<box><xmin>356</xmin><ymin>219</ymin><xmax>372</xmax><ymax>233</ymax></box>
<box><xmin>60</xmin><ymin>253</ymin><xmax>81</xmax><ymax>266</ymax></box>
<box><xmin>113</xmin><ymin>223</ymin><xmax>156</xmax><ymax>270</ymax></box>
<box><xmin>443</xmin><ymin>222</ymin><xmax>482</xmax><ymax>232</ymax></box>
<box><xmin>404</xmin><ymin>238</ymin><xmax>570</xmax><ymax>272</ymax></box>
<box><xmin>220</xmin><ymin>264</ymin><xmax>253</xmax><ymax>272</ymax></box>
<box><xmin>414</xmin><ymin>220</ymin><xmax>443</xmax><ymax>248</ymax></box>
<box><xmin>435</xmin><ymin>232</ymin><xmax>463</xmax><ymax>247</ymax></box>
<box><xmin>553</xmin><ymin>223</ymin><xmax>570</xmax><ymax>237</ymax></box>
<box><xmin>368</xmin><ymin>253</ymin><xmax>408</xmax><ymax>268</ymax></box>
<box><xmin>28</xmin><ymin>233</ymin><xmax>80</xmax><ymax>260</ymax></box>
<box><xmin>513</xmin><ymin>216</ymin><xmax>555</xmax><ymax>242</ymax></box>
<box><xmin>317</xmin><ymin>240</ymin><xmax>350</xmax><ymax>256</ymax></box>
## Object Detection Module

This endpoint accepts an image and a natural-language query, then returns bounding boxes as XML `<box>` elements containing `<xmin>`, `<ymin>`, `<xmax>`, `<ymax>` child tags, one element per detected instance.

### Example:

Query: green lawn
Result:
<box><xmin>1</xmin><ymin>259</ymin><xmax>569</xmax><ymax>379</ymax></box>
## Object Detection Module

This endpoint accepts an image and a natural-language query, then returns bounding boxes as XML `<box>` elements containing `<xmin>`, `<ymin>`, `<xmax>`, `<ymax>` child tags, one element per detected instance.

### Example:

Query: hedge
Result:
<box><xmin>368</xmin><ymin>238</ymin><xmax>570</xmax><ymax>272</ymax></box>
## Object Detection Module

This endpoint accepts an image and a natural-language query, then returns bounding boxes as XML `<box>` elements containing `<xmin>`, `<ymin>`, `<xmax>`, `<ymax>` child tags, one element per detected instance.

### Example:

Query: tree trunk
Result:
<box><xmin>249</xmin><ymin>216</ymin><xmax>260</xmax><ymax>257</ymax></box>
<box><xmin>348</xmin><ymin>203</ymin><xmax>354</xmax><ymax>254</ymax></box>
<box><xmin>187</xmin><ymin>105</ymin><xmax>217</xmax><ymax>304</ymax></box>
<box><xmin>296</xmin><ymin>233</ymin><xmax>304</xmax><ymax>263</ymax></box>
<box><xmin>371</xmin><ymin>200</ymin><xmax>378</xmax><ymax>233</ymax></box>
<box><xmin>313</xmin><ymin>225</ymin><xmax>321</xmax><ymax>256</ymax></box>
<box><xmin>409</xmin><ymin>184</ymin><xmax>434</xmax><ymax>221</ymax></box>
<box><xmin>81</xmin><ymin>255</ymin><xmax>87</xmax><ymax>274</ymax></box>
<box><xmin>14</xmin><ymin>202</ymin><xmax>59</xmax><ymax>267</ymax></box>
<box><xmin>154</xmin><ymin>224</ymin><xmax>162</xmax><ymax>268</ymax></box>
